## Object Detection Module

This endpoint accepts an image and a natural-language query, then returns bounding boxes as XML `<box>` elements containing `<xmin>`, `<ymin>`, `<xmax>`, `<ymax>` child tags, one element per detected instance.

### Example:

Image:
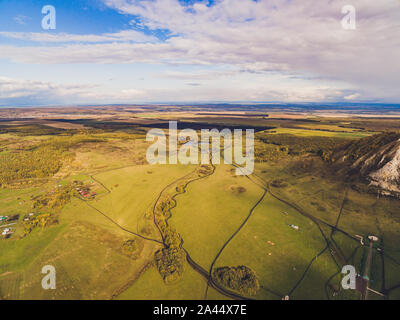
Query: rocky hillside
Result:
<box><xmin>332</xmin><ymin>132</ymin><xmax>400</xmax><ymax>195</ymax></box>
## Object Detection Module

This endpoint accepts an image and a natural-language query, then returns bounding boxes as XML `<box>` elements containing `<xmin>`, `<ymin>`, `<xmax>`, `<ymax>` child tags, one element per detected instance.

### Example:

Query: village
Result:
<box><xmin>0</xmin><ymin>212</ymin><xmax>43</xmax><ymax>239</ymax></box>
<box><xmin>0</xmin><ymin>180</ymin><xmax>99</xmax><ymax>240</ymax></box>
<box><xmin>75</xmin><ymin>180</ymin><xmax>97</xmax><ymax>200</ymax></box>
<box><xmin>0</xmin><ymin>214</ymin><xmax>19</xmax><ymax>238</ymax></box>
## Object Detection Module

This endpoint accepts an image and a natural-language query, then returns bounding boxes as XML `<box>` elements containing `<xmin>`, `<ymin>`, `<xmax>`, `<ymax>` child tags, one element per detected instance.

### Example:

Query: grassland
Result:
<box><xmin>264</xmin><ymin>127</ymin><xmax>373</xmax><ymax>139</ymax></box>
<box><xmin>170</xmin><ymin>164</ymin><xmax>264</xmax><ymax>269</ymax></box>
<box><xmin>117</xmin><ymin>264</ymin><xmax>207</xmax><ymax>300</ymax></box>
<box><xmin>88</xmin><ymin>164</ymin><xmax>195</xmax><ymax>233</ymax></box>
<box><xmin>253</xmin><ymin>159</ymin><xmax>400</xmax><ymax>299</ymax></box>
<box><xmin>211</xmin><ymin>193</ymin><xmax>331</xmax><ymax>299</ymax></box>
<box><xmin>0</xmin><ymin>110</ymin><xmax>399</xmax><ymax>300</ymax></box>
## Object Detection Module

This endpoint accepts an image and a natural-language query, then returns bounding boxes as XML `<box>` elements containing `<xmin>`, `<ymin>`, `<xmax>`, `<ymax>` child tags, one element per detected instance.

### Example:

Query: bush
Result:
<box><xmin>154</xmin><ymin>247</ymin><xmax>186</xmax><ymax>284</ymax></box>
<box><xmin>270</xmin><ymin>179</ymin><xmax>288</xmax><ymax>188</ymax></box>
<box><xmin>213</xmin><ymin>265</ymin><xmax>260</xmax><ymax>296</ymax></box>
<box><xmin>121</xmin><ymin>239</ymin><xmax>143</xmax><ymax>259</ymax></box>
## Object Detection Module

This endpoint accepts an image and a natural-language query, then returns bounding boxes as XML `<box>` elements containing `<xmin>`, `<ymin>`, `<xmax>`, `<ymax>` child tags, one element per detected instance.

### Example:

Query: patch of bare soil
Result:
<box><xmin>226</xmin><ymin>184</ymin><xmax>247</xmax><ymax>195</ymax></box>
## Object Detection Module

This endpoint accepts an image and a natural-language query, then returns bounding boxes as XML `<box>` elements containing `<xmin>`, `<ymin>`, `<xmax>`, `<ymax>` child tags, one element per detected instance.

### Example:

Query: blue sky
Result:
<box><xmin>0</xmin><ymin>0</ymin><xmax>399</xmax><ymax>106</ymax></box>
<box><xmin>0</xmin><ymin>0</ymin><xmax>163</xmax><ymax>42</ymax></box>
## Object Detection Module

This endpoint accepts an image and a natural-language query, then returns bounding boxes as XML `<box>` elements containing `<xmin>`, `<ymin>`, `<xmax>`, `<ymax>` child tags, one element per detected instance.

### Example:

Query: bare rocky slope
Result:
<box><xmin>332</xmin><ymin>132</ymin><xmax>400</xmax><ymax>196</ymax></box>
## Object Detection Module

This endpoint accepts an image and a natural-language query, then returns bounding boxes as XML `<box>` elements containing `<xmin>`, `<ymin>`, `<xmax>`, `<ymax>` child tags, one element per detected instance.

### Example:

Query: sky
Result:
<box><xmin>0</xmin><ymin>0</ymin><xmax>399</xmax><ymax>106</ymax></box>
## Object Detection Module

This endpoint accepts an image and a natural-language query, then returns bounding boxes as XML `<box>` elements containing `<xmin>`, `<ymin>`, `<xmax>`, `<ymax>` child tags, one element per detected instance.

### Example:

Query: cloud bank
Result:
<box><xmin>0</xmin><ymin>0</ymin><xmax>399</xmax><ymax>104</ymax></box>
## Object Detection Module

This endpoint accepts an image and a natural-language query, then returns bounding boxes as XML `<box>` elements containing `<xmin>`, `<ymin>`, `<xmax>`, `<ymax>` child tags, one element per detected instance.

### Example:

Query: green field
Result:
<box><xmin>170</xmin><ymin>164</ymin><xmax>264</xmax><ymax>268</ymax></box>
<box><xmin>1</xmin><ymin>113</ymin><xmax>400</xmax><ymax>300</ymax></box>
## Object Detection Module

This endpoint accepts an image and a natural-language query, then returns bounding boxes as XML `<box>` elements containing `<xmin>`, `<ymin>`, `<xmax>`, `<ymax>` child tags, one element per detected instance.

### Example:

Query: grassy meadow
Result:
<box><xmin>0</xmin><ymin>114</ymin><xmax>399</xmax><ymax>300</ymax></box>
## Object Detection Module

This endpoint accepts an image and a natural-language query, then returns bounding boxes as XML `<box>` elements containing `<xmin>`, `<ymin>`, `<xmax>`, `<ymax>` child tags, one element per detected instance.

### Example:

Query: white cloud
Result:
<box><xmin>0</xmin><ymin>0</ymin><xmax>399</xmax><ymax>103</ymax></box>
<box><xmin>0</xmin><ymin>76</ymin><xmax>95</xmax><ymax>102</ymax></box>
<box><xmin>0</xmin><ymin>74</ymin><xmax>345</xmax><ymax>105</ymax></box>
<box><xmin>0</xmin><ymin>30</ymin><xmax>158</xmax><ymax>43</ymax></box>
<box><xmin>0</xmin><ymin>76</ymin><xmax>145</xmax><ymax>105</ymax></box>
<box><xmin>344</xmin><ymin>93</ymin><xmax>361</xmax><ymax>100</ymax></box>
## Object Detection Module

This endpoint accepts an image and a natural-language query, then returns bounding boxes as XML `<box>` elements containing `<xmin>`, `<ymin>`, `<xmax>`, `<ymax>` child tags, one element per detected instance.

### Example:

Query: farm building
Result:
<box><xmin>77</xmin><ymin>186</ymin><xmax>96</xmax><ymax>198</ymax></box>
<box><xmin>2</xmin><ymin>228</ymin><xmax>13</xmax><ymax>236</ymax></box>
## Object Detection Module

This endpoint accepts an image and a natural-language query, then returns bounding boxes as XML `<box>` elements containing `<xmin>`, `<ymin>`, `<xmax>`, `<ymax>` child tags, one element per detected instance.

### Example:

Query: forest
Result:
<box><xmin>0</xmin><ymin>135</ymin><xmax>103</xmax><ymax>187</ymax></box>
<box><xmin>255</xmin><ymin>132</ymin><xmax>348</xmax><ymax>162</ymax></box>
<box><xmin>257</xmin><ymin>133</ymin><xmax>347</xmax><ymax>155</ymax></box>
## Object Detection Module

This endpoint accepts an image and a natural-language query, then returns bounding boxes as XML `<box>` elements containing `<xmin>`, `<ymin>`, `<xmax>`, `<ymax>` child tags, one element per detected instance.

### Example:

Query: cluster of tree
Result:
<box><xmin>120</xmin><ymin>239</ymin><xmax>143</xmax><ymax>259</ymax></box>
<box><xmin>163</xmin><ymin>226</ymin><xmax>182</xmax><ymax>248</ymax></box>
<box><xmin>0</xmin><ymin>146</ymin><xmax>66</xmax><ymax>187</ymax></box>
<box><xmin>154</xmin><ymin>246</ymin><xmax>186</xmax><ymax>284</ymax></box>
<box><xmin>159</xmin><ymin>197</ymin><xmax>176</xmax><ymax>214</ymax></box>
<box><xmin>70</xmin><ymin>120</ymin><xmax>146</xmax><ymax>135</ymax></box>
<box><xmin>270</xmin><ymin>179</ymin><xmax>288</xmax><ymax>188</ymax></box>
<box><xmin>154</xmin><ymin>225</ymin><xmax>186</xmax><ymax>284</ymax></box>
<box><xmin>197</xmin><ymin>164</ymin><xmax>214</xmax><ymax>176</ymax></box>
<box><xmin>213</xmin><ymin>265</ymin><xmax>260</xmax><ymax>296</ymax></box>
<box><xmin>154</xmin><ymin>196</ymin><xmax>186</xmax><ymax>283</ymax></box>
<box><xmin>23</xmin><ymin>213</ymin><xmax>58</xmax><ymax>237</ymax></box>
<box><xmin>0</xmin><ymin>135</ymin><xmax>103</xmax><ymax>187</ymax></box>
<box><xmin>22</xmin><ymin>181</ymin><xmax>89</xmax><ymax>237</ymax></box>
<box><xmin>256</xmin><ymin>133</ymin><xmax>347</xmax><ymax>161</ymax></box>
<box><xmin>154</xmin><ymin>197</ymin><xmax>176</xmax><ymax>225</ymax></box>
<box><xmin>0</xmin><ymin>124</ymin><xmax>75</xmax><ymax>136</ymax></box>
<box><xmin>32</xmin><ymin>182</ymin><xmax>82</xmax><ymax>212</ymax></box>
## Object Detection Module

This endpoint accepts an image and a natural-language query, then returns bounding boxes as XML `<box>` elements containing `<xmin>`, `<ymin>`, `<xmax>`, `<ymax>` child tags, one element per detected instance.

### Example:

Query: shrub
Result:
<box><xmin>213</xmin><ymin>265</ymin><xmax>260</xmax><ymax>296</ymax></box>
<box><xmin>154</xmin><ymin>247</ymin><xmax>186</xmax><ymax>284</ymax></box>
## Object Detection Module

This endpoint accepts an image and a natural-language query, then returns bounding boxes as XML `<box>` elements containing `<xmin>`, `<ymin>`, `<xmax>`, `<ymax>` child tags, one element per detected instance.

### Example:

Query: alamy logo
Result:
<box><xmin>341</xmin><ymin>265</ymin><xmax>356</xmax><ymax>290</ymax></box>
<box><xmin>146</xmin><ymin>121</ymin><xmax>254</xmax><ymax>175</ymax></box>
<box><xmin>41</xmin><ymin>265</ymin><xmax>56</xmax><ymax>290</ymax></box>
<box><xmin>341</xmin><ymin>5</ymin><xmax>356</xmax><ymax>30</ymax></box>
<box><xmin>42</xmin><ymin>5</ymin><xmax>56</xmax><ymax>30</ymax></box>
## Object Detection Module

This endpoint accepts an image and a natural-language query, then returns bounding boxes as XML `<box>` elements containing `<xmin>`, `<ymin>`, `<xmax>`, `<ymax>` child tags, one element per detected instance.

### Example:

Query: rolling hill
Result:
<box><xmin>332</xmin><ymin>132</ymin><xmax>400</xmax><ymax>195</ymax></box>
